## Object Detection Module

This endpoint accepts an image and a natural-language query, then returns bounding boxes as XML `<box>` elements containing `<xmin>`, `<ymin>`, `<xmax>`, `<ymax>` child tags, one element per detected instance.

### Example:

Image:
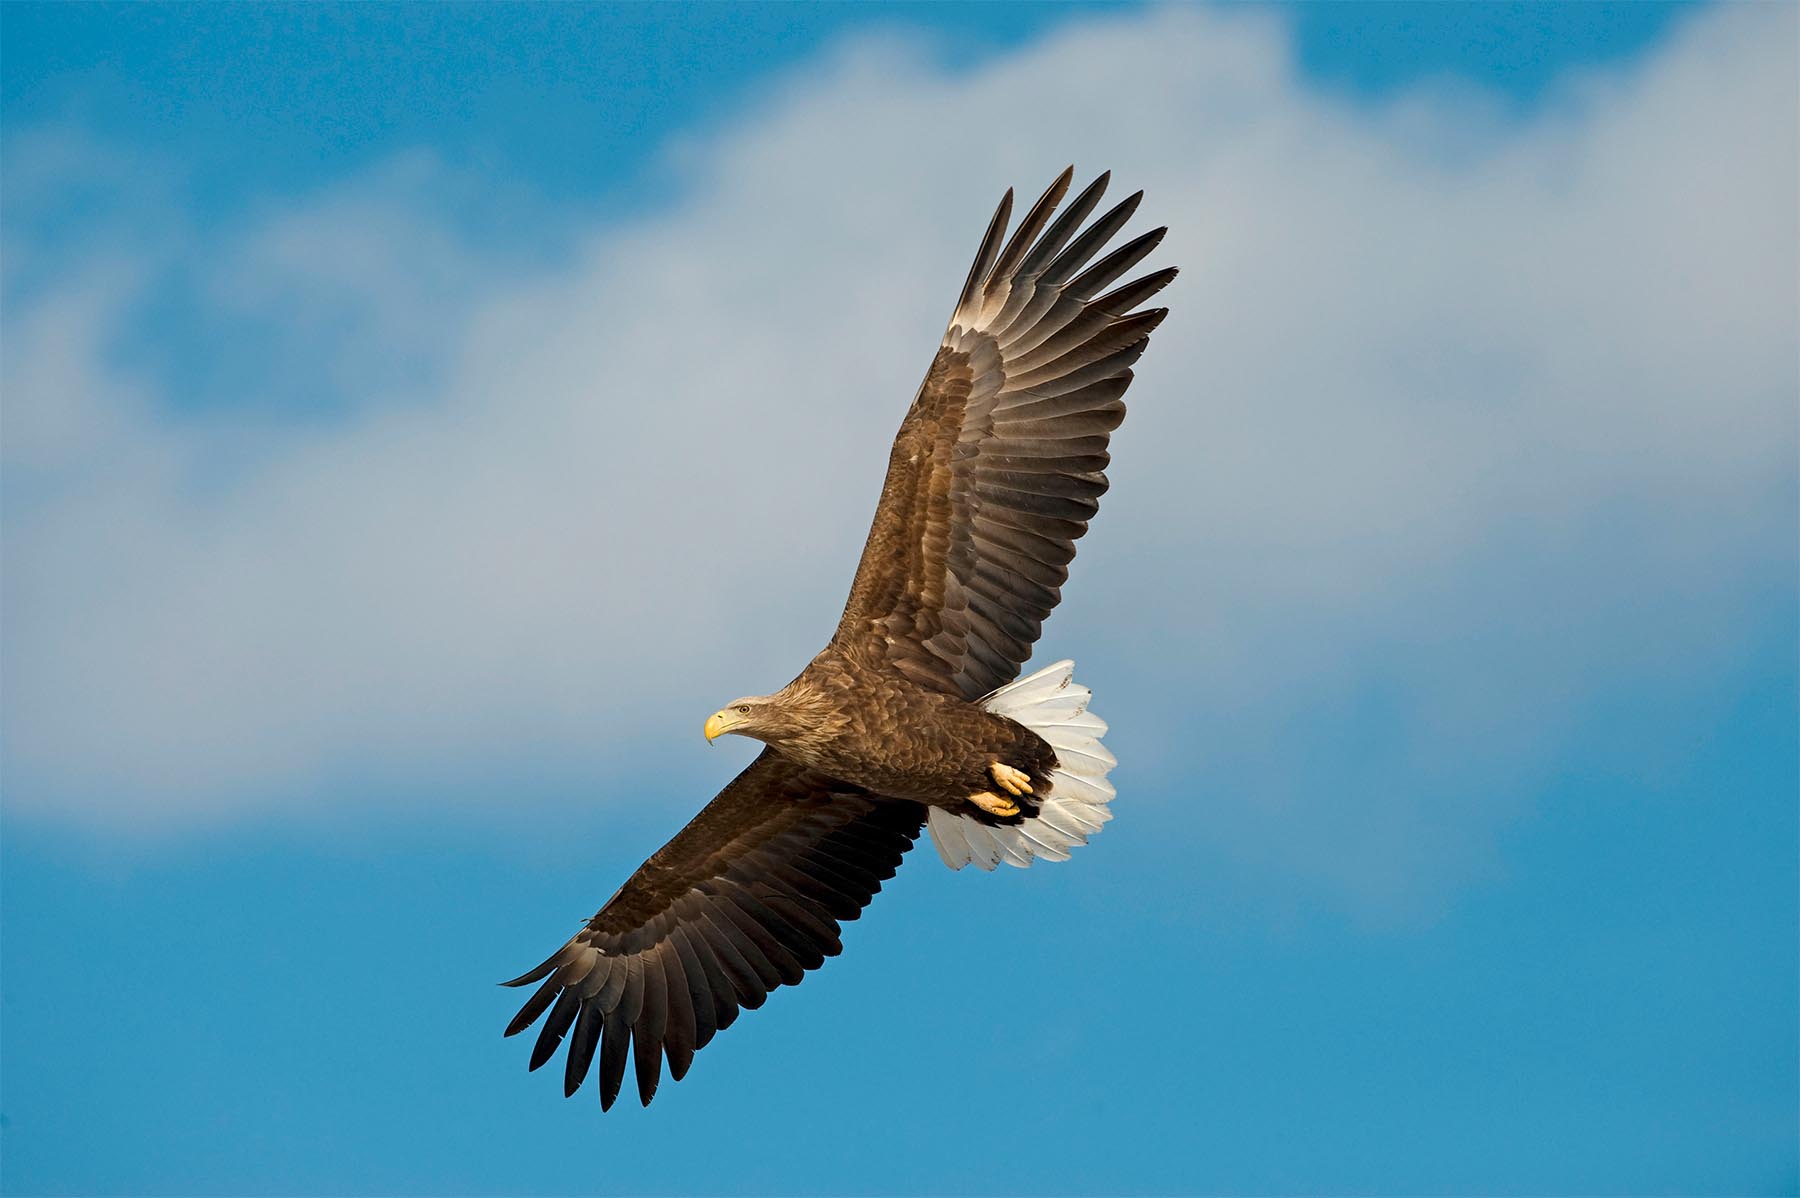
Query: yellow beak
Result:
<box><xmin>703</xmin><ymin>710</ymin><xmax>739</xmax><ymax>742</ymax></box>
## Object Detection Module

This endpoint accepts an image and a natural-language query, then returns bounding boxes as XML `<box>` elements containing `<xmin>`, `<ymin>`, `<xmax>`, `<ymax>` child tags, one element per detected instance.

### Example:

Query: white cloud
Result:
<box><xmin>3</xmin><ymin>5</ymin><xmax>1793</xmax><ymax>910</ymax></box>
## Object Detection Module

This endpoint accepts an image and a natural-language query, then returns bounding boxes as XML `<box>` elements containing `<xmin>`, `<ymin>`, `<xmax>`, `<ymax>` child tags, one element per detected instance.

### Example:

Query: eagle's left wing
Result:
<box><xmin>502</xmin><ymin>749</ymin><xmax>925</xmax><ymax>1109</ymax></box>
<box><xmin>832</xmin><ymin>167</ymin><xmax>1174</xmax><ymax>701</ymax></box>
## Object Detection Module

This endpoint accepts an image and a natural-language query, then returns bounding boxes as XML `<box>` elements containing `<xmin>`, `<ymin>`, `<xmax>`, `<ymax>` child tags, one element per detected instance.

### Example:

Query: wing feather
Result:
<box><xmin>563</xmin><ymin>1002</ymin><xmax>603</xmax><ymax>1098</ymax></box>
<box><xmin>833</xmin><ymin>170</ymin><xmax>1173</xmax><ymax>698</ymax></box>
<box><xmin>671</xmin><ymin>924</ymin><xmax>731</xmax><ymax>1041</ymax></box>
<box><xmin>529</xmin><ymin>989</ymin><xmax>580</xmax><ymax>1073</ymax></box>
<box><xmin>1044</xmin><ymin>191</ymin><xmax>1145</xmax><ymax>285</ymax></box>
<box><xmin>658</xmin><ymin>945</ymin><xmax>697</xmax><ymax>1082</ymax></box>
<box><xmin>697</xmin><ymin>907</ymin><xmax>777</xmax><ymax>1002</ymax></box>
<box><xmin>632</xmin><ymin>958</ymin><xmax>667</xmax><ymax>1106</ymax></box>
<box><xmin>1017</xmin><ymin>170</ymin><xmax>1112</xmax><ymax>277</ymax></box>
<box><xmin>598</xmin><ymin>993</ymin><xmax>633</xmax><ymax>1110</ymax></box>
<box><xmin>1066</xmin><ymin>227</ymin><xmax>1168</xmax><ymax>299</ymax></box>
<box><xmin>502</xmin><ymin>750</ymin><xmax>925</xmax><ymax>1109</ymax></box>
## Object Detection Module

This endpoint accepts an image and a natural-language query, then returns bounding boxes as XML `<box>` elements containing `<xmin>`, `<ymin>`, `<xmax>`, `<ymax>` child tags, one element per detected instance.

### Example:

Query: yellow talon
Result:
<box><xmin>989</xmin><ymin>763</ymin><xmax>1033</xmax><ymax>797</ymax></box>
<box><xmin>968</xmin><ymin>791</ymin><xmax>1020</xmax><ymax>818</ymax></box>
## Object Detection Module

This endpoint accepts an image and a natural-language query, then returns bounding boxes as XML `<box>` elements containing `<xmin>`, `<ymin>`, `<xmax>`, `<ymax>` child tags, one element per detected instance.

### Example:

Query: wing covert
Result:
<box><xmin>834</xmin><ymin>168</ymin><xmax>1175</xmax><ymax>699</ymax></box>
<box><xmin>502</xmin><ymin>750</ymin><xmax>925</xmax><ymax>1109</ymax></box>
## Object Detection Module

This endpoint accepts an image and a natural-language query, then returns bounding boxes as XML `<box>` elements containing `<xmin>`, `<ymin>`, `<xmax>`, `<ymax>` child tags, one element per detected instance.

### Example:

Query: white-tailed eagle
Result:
<box><xmin>504</xmin><ymin>168</ymin><xmax>1173</xmax><ymax>1110</ymax></box>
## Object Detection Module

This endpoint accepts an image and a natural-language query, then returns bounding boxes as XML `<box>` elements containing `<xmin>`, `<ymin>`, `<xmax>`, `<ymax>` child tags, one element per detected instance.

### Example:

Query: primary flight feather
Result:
<box><xmin>502</xmin><ymin>168</ymin><xmax>1174</xmax><ymax>1110</ymax></box>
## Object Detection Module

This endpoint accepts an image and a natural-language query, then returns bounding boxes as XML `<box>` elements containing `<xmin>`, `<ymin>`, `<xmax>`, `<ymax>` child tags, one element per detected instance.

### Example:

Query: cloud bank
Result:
<box><xmin>3</xmin><ymin>5</ymin><xmax>1793</xmax><ymax>909</ymax></box>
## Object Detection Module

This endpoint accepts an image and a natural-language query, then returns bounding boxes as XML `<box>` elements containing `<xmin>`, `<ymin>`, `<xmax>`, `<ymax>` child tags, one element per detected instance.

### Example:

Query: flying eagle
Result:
<box><xmin>503</xmin><ymin>168</ymin><xmax>1174</xmax><ymax>1110</ymax></box>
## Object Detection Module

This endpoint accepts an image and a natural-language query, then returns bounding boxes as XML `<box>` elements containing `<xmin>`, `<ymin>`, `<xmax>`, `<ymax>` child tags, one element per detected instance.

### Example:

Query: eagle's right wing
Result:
<box><xmin>502</xmin><ymin>749</ymin><xmax>925</xmax><ymax>1109</ymax></box>
<box><xmin>833</xmin><ymin>168</ymin><xmax>1175</xmax><ymax>701</ymax></box>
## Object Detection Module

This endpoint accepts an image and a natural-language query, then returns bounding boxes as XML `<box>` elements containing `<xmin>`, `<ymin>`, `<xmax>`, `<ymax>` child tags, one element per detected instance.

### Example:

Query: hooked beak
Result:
<box><xmin>703</xmin><ymin>710</ymin><xmax>740</xmax><ymax>743</ymax></box>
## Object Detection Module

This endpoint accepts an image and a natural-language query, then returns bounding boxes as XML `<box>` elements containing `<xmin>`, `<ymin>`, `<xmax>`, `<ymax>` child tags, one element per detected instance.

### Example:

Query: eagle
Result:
<box><xmin>503</xmin><ymin>167</ymin><xmax>1174</xmax><ymax>1110</ymax></box>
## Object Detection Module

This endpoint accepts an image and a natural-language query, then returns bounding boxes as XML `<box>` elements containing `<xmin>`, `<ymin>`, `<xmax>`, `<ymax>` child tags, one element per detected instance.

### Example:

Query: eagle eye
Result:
<box><xmin>737</xmin><ymin>704</ymin><xmax>751</xmax><ymax>715</ymax></box>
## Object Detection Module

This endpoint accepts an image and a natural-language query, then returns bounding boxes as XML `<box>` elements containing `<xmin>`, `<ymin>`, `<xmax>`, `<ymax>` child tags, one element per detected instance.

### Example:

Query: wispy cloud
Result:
<box><xmin>3</xmin><ymin>5</ymin><xmax>1792</xmax><ymax>911</ymax></box>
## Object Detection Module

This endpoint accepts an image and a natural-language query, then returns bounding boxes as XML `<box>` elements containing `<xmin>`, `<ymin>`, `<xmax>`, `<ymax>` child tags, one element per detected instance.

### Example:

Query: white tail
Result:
<box><xmin>926</xmin><ymin>660</ymin><xmax>1116</xmax><ymax>871</ymax></box>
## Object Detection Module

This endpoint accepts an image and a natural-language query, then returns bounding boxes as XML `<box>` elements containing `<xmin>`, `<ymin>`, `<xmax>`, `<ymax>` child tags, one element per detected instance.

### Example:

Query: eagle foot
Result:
<box><xmin>989</xmin><ymin>762</ymin><xmax>1034</xmax><ymax>797</ymax></box>
<box><xmin>968</xmin><ymin>790</ymin><xmax>1021</xmax><ymax>818</ymax></box>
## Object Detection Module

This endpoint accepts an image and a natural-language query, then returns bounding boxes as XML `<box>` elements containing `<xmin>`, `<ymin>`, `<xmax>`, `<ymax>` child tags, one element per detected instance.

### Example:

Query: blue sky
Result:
<box><xmin>2</xmin><ymin>3</ymin><xmax>1795</xmax><ymax>1195</ymax></box>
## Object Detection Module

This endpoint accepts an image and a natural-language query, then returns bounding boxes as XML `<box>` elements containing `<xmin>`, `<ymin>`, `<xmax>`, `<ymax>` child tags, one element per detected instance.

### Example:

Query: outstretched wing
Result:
<box><xmin>833</xmin><ymin>168</ymin><xmax>1175</xmax><ymax>701</ymax></box>
<box><xmin>502</xmin><ymin>750</ymin><xmax>925</xmax><ymax>1109</ymax></box>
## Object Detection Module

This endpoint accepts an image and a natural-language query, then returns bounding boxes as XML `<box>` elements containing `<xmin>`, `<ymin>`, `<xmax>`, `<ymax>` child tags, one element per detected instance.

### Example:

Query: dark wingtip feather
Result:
<box><xmin>633</xmin><ymin>1032</ymin><xmax>664</xmax><ymax>1107</ymax></box>
<box><xmin>528</xmin><ymin>989</ymin><xmax>581</xmax><ymax>1072</ymax></box>
<box><xmin>499</xmin><ymin>957</ymin><xmax>557</xmax><ymax>988</ymax></box>
<box><xmin>563</xmin><ymin>1004</ymin><xmax>603</xmax><ymax>1098</ymax></box>
<box><xmin>1094</xmin><ymin>265</ymin><xmax>1180</xmax><ymax>316</ymax></box>
<box><xmin>504</xmin><ymin>974</ymin><xmax>562</xmax><ymax>1038</ymax></box>
<box><xmin>1068</xmin><ymin>226</ymin><xmax>1169</xmax><ymax>300</ymax></box>
<box><xmin>988</xmin><ymin>167</ymin><xmax>1075</xmax><ymax>290</ymax></box>
<box><xmin>1017</xmin><ymin>171</ymin><xmax>1112</xmax><ymax>279</ymax></box>
<box><xmin>1043</xmin><ymin>190</ymin><xmax>1146</xmax><ymax>286</ymax></box>
<box><xmin>955</xmin><ymin>187</ymin><xmax>1015</xmax><ymax>319</ymax></box>
<box><xmin>598</xmin><ymin>1016</ymin><xmax>631</xmax><ymax>1111</ymax></box>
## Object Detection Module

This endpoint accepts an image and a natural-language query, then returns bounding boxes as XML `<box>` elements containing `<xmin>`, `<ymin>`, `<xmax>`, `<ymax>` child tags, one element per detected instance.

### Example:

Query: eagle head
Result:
<box><xmin>703</xmin><ymin>695</ymin><xmax>781</xmax><ymax>744</ymax></box>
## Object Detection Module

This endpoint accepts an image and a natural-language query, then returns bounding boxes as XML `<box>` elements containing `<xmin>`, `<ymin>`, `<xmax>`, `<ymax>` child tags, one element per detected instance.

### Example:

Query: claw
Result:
<box><xmin>968</xmin><ymin>790</ymin><xmax>1020</xmax><ymax>818</ymax></box>
<box><xmin>989</xmin><ymin>762</ymin><xmax>1033</xmax><ymax>797</ymax></box>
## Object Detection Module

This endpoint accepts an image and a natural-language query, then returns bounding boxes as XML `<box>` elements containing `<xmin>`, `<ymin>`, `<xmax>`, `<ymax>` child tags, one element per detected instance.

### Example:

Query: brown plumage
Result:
<box><xmin>503</xmin><ymin>168</ymin><xmax>1173</xmax><ymax>1110</ymax></box>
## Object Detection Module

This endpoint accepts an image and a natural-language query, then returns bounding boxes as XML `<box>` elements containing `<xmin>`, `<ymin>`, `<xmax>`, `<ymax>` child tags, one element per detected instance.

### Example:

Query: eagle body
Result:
<box><xmin>762</xmin><ymin>648</ymin><xmax>1059</xmax><ymax>810</ymax></box>
<box><xmin>504</xmin><ymin>168</ymin><xmax>1174</xmax><ymax>1110</ymax></box>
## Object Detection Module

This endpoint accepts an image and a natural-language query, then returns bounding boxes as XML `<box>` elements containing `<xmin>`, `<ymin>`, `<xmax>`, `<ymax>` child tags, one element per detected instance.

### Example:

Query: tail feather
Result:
<box><xmin>928</xmin><ymin>660</ymin><xmax>1116</xmax><ymax>871</ymax></box>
